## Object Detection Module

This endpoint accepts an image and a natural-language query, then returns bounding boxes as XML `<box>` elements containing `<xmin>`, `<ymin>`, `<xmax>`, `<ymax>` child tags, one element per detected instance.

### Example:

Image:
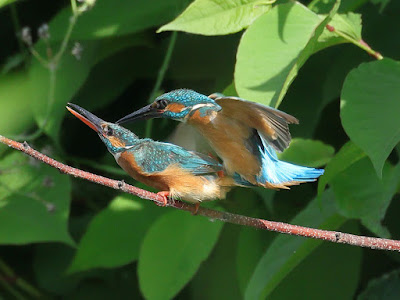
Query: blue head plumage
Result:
<box><xmin>67</xmin><ymin>103</ymin><xmax>139</xmax><ymax>155</ymax></box>
<box><xmin>117</xmin><ymin>89</ymin><xmax>222</xmax><ymax>124</ymax></box>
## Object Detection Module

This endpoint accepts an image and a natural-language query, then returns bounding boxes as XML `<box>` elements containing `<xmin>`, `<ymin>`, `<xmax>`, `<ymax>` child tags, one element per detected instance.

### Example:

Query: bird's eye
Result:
<box><xmin>155</xmin><ymin>99</ymin><xmax>169</xmax><ymax>109</ymax></box>
<box><xmin>104</xmin><ymin>125</ymin><xmax>113</xmax><ymax>136</ymax></box>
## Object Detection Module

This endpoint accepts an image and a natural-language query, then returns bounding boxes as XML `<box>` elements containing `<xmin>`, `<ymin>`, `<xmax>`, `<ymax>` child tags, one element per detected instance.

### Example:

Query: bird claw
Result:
<box><xmin>156</xmin><ymin>191</ymin><xmax>172</xmax><ymax>207</ymax></box>
<box><xmin>192</xmin><ymin>202</ymin><xmax>200</xmax><ymax>215</ymax></box>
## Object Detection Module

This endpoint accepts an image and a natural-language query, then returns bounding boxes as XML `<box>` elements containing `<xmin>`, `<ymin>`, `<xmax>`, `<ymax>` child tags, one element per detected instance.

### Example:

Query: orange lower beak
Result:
<box><xmin>66</xmin><ymin>103</ymin><xmax>104</xmax><ymax>133</ymax></box>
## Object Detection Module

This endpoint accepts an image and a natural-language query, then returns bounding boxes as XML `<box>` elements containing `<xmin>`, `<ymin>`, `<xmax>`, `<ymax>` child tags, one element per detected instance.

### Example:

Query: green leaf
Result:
<box><xmin>272</xmin><ymin>0</ymin><xmax>341</xmax><ymax>107</ymax></box>
<box><xmin>278</xmin><ymin>138</ymin><xmax>335</xmax><ymax>168</ymax></box>
<box><xmin>138</xmin><ymin>210</ymin><xmax>223</xmax><ymax>300</ymax></box>
<box><xmin>341</xmin><ymin>59</ymin><xmax>400</xmax><ymax>177</ymax></box>
<box><xmin>68</xmin><ymin>195</ymin><xmax>162</xmax><ymax>273</ymax></box>
<box><xmin>158</xmin><ymin>0</ymin><xmax>272</xmax><ymax>35</ymax></box>
<box><xmin>0</xmin><ymin>152</ymin><xmax>73</xmax><ymax>245</ymax></box>
<box><xmin>331</xmin><ymin>158</ymin><xmax>400</xmax><ymax>237</ymax></box>
<box><xmin>244</xmin><ymin>189</ymin><xmax>346</xmax><ymax>300</ymax></box>
<box><xmin>235</xmin><ymin>2</ymin><xmax>323</xmax><ymax>107</ymax></box>
<box><xmin>268</xmin><ymin>221</ymin><xmax>362</xmax><ymax>300</ymax></box>
<box><xmin>50</xmin><ymin>0</ymin><xmax>191</xmax><ymax>40</ymax></box>
<box><xmin>358</xmin><ymin>269</ymin><xmax>400</xmax><ymax>300</ymax></box>
<box><xmin>318</xmin><ymin>141</ymin><xmax>366</xmax><ymax>198</ymax></box>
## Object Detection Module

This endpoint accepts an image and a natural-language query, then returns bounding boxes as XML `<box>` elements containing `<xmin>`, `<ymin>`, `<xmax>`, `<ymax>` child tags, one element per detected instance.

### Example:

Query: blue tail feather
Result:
<box><xmin>256</xmin><ymin>137</ymin><xmax>324</xmax><ymax>185</ymax></box>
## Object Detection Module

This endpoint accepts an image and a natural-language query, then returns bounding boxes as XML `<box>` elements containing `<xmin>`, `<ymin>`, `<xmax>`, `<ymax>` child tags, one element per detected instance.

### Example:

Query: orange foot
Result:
<box><xmin>217</xmin><ymin>170</ymin><xmax>225</xmax><ymax>178</ymax></box>
<box><xmin>192</xmin><ymin>202</ymin><xmax>200</xmax><ymax>215</ymax></box>
<box><xmin>156</xmin><ymin>191</ymin><xmax>170</xmax><ymax>207</ymax></box>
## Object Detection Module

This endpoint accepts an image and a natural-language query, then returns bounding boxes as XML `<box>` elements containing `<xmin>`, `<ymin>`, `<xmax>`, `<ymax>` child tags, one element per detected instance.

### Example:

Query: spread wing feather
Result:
<box><xmin>214</xmin><ymin>96</ymin><xmax>298</xmax><ymax>152</ymax></box>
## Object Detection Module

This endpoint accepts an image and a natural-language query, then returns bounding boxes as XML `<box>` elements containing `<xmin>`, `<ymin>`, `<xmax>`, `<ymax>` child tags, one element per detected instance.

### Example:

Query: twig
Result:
<box><xmin>1</xmin><ymin>134</ymin><xmax>400</xmax><ymax>252</ymax></box>
<box><xmin>145</xmin><ymin>32</ymin><xmax>178</xmax><ymax>137</ymax></box>
<box><xmin>0</xmin><ymin>258</ymin><xmax>42</xmax><ymax>299</ymax></box>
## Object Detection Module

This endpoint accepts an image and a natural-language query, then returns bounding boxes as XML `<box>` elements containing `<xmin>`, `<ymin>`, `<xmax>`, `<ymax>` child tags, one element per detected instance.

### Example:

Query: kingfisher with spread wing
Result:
<box><xmin>117</xmin><ymin>89</ymin><xmax>324</xmax><ymax>189</ymax></box>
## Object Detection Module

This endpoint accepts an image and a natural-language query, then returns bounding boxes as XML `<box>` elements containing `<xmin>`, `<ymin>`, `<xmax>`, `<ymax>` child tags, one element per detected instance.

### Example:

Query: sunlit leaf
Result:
<box><xmin>235</xmin><ymin>2</ymin><xmax>323</xmax><ymax>107</ymax></box>
<box><xmin>158</xmin><ymin>0</ymin><xmax>272</xmax><ymax>35</ymax></box>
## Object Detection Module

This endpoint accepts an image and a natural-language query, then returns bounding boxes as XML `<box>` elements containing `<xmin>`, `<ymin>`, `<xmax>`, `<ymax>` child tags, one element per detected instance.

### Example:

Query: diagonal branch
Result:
<box><xmin>1</xmin><ymin>134</ymin><xmax>400</xmax><ymax>252</ymax></box>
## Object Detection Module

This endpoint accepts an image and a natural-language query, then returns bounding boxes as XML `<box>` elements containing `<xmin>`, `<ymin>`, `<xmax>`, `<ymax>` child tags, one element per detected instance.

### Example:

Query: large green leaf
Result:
<box><xmin>341</xmin><ymin>59</ymin><xmax>400</xmax><ymax>177</ymax></box>
<box><xmin>331</xmin><ymin>158</ymin><xmax>400</xmax><ymax>237</ymax></box>
<box><xmin>158</xmin><ymin>0</ymin><xmax>272</xmax><ymax>35</ymax></box>
<box><xmin>138</xmin><ymin>210</ymin><xmax>223</xmax><ymax>300</ymax></box>
<box><xmin>278</xmin><ymin>138</ymin><xmax>335</xmax><ymax>168</ymax></box>
<box><xmin>271</xmin><ymin>0</ymin><xmax>341</xmax><ymax>107</ymax></box>
<box><xmin>235</xmin><ymin>2</ymin><xmax>328</xmax><ymax>107</ymax></box>
<box><xmin>68</xmin><ymin>195</ymin><xmax>162</xmax><ymax>273</ymax></box>
<box><xmin>0</xmin><ymin>152</ymin><xmax>73</xmax><ymax>245</ymax></box>
<box><xmin>244</xmin><ymin>189</ymin><xmax>346</xmax><ymax>299</ymax></box>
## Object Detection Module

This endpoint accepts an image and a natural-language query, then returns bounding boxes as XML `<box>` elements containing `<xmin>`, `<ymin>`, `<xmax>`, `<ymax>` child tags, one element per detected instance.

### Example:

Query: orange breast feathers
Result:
<box><xmin>116</xmin><ymin>152</ymin><xmax>231</xmax><ymax>203</ymax></box>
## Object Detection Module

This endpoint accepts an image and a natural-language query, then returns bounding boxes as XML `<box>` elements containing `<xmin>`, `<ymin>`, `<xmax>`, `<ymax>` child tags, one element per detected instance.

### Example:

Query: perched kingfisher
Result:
<box><xmin>67</xmin><ymin>103</ymin><xmax>241</xmax><ymax>205</ymax></box>
<box><xmin>116</xmin><ymin>89</ymin><xmax>324</xmax><ymax>189</ymax></box>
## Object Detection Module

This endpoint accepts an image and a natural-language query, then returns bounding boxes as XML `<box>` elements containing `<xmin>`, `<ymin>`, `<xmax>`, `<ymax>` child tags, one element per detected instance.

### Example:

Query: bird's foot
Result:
<box><xmin>192</xmin><ymin>202</ymin><xmax>200</xmax><ymax>215</ymax></box>
<box><xmin>156</xmin><ymin>191</ymin><xmax>172</xmax><ymax>207</ymax></box>
<box><xmin>217</xmin><ymin>170</ymin><xmax>225</xmax><ymax>178</ymax></box>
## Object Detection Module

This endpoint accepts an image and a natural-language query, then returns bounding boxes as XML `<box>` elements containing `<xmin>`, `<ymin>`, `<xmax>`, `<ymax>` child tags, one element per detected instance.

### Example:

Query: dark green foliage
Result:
<box><xmin>0</xmin><ymin>0</ymin><xmax>400</xmax><ymax>298</ymax></box>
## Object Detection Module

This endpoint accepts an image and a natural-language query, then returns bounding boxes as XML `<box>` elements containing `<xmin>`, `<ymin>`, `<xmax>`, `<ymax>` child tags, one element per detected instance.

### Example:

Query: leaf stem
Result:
<box><xmin>326</xmin><ymin>25</ymin><xmax>383</xmax><ymax>60</ymax></box>
<box><xmin>145</xmin><ymin>32</ymin><xmax>178</xmax><ymax>137</ymax></box>
<box><xmin>2</xmin><ymin>134</ymin><xmax>400</xmax><ymax>252</ymax></box>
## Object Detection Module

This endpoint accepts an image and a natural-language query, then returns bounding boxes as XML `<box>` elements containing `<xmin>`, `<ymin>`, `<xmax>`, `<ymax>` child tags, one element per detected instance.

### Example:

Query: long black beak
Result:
<box><xmin>116</xmin><ymin>104</ymin><xmax>162</xmax><ymax>124</ymax></box>
<box><xmin>66</xmin><ymin>103</ymin><xmax>105</xmax><ymax>133</ymax></box>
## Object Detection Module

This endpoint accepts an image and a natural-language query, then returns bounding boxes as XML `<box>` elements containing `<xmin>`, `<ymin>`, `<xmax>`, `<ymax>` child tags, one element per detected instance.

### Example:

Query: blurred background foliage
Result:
<box><xmin>0</xmin><ymin>0</ymin><xmax>400</xmax><ymax>299</ymax></box>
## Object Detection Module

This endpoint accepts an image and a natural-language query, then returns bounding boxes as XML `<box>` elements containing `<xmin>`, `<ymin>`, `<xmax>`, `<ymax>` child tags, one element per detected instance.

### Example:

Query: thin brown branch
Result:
<box><xmin>1</xmin><ymin>134</ymin><xmax>400</xmax><ymax>252</ymax></box>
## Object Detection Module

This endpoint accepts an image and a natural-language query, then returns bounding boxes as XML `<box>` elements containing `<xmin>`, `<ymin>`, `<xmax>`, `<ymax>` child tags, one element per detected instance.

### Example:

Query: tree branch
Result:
<box><xmin>1</xmin><ymin>134</ymin><xmax>399</xmax><ymax>252</ymax></box>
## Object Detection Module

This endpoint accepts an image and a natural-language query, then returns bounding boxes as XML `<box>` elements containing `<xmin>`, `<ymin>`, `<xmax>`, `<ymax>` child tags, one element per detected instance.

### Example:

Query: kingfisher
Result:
<box><xmin>67</xmin><ymin>103</ymin><xmax>242</xmax><ymax>206</ymax></box>
<box><xmin>116</xmin><ymin>89</ymin><xmax>324</xmax><ymax>189</ymax></box>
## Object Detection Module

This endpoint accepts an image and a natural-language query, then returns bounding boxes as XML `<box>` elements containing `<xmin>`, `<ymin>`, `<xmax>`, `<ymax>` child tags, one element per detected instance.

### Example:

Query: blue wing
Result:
<box><xmin>129</xmin><ymin>140</ymin><xmax>222</xmax><ymax>175</ymax></box>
